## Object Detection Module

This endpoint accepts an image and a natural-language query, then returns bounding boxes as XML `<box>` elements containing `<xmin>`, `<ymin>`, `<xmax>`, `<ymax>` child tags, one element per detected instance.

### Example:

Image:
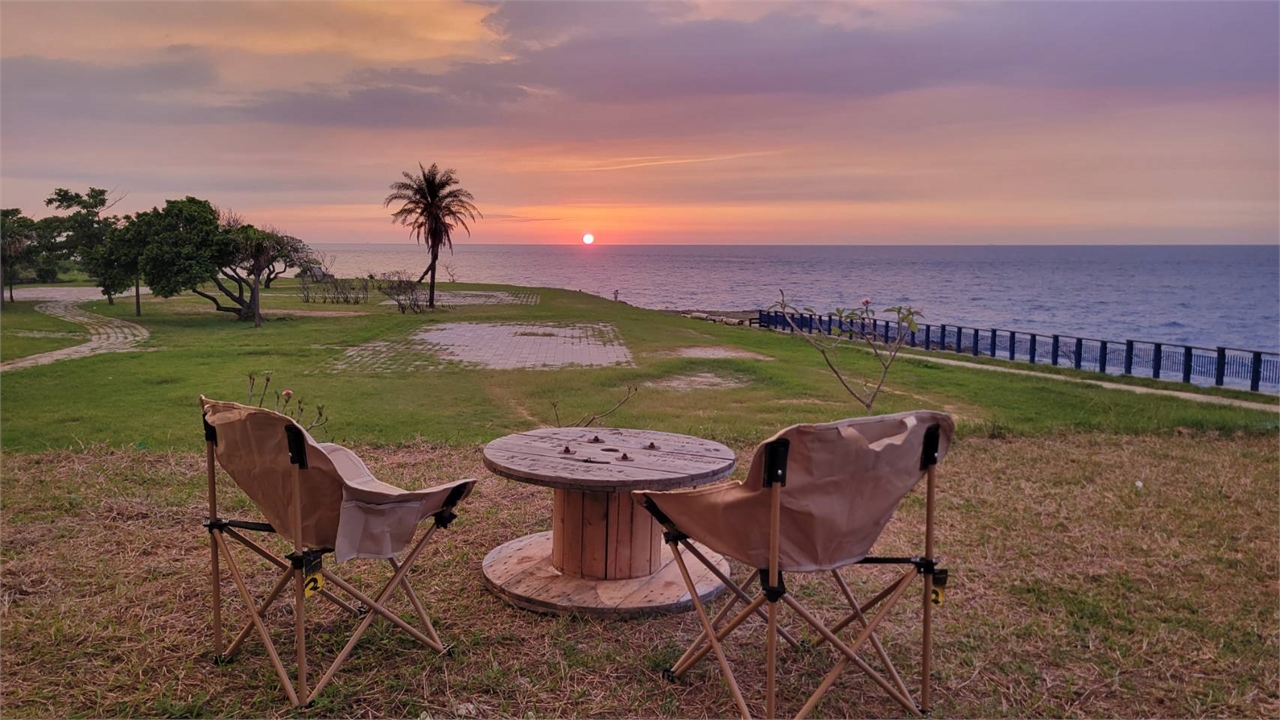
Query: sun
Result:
<box><xmin>582</xmin><ymin>233</ymin><xmax>595</xmax><ymax>245</ymax></box>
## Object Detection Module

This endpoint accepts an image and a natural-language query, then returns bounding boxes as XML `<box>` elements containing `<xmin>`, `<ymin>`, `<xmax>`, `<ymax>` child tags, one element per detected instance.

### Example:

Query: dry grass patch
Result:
<box><xmin>1</xmin><ymin>434</ymin><xmax>1276</xmax><ymax>718</ymax></box>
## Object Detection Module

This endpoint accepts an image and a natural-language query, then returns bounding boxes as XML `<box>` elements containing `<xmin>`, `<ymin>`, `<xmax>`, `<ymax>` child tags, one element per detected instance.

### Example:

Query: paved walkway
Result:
<box><xmin>897</xmin><ymin>351</ymin><xmax>1279</xmax><ymax>413</ymax></box>
<box><xmin>1</xmin><ymin>287</ymin><xmax>150</xmax><ymax>372</ymax></box>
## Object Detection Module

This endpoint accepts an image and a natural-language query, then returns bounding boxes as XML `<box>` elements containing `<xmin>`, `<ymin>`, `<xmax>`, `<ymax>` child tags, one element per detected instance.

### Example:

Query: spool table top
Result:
<box><xmin>483</xmin><ymin>427</ymin><xmax>736</xmax><ymax>492</ymax></box>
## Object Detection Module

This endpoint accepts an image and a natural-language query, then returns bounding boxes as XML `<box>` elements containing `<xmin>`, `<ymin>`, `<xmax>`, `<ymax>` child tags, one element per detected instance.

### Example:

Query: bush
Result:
<box><xmin>34</xmin><ymin>254</ymin><xmax>61</xmax><ymax>283</ymax></box>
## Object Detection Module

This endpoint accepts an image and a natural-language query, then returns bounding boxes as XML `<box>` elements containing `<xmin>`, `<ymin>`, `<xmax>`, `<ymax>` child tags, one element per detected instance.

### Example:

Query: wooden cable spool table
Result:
<box><xmin>481</xmin><ymin>427</ymin><xmax>736</xmax><ymax>617</ymax></box>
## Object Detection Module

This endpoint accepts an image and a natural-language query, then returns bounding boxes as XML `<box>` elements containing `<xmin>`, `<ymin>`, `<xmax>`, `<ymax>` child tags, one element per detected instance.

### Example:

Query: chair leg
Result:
<box><xmin>225</xmin><ymin>565</ymin><xmax>293</xmax><ymax>659</ymax></box>
<box><xmin>766</xmin><ymin>598</ymin><xmax>778</xmax><ymax>719</ymax></box>
<box><xmin>922</xmin><ymin>571</ymin><xmax>933</xmax><ymax>713</ymax></box>
<box><xmin>210</xmin><ymin>530</ymin><xmax>223</xmax><ymax>658</ymax></box>
<box><xmin>295</xmin><ymin>568</ymin><xmax>309</xmax><ymax>703</ymax></box>
<box><xmin>682</xmin><ymin>541</ymin><xmax>801</xmax><ymax>649</ymax></box>
<box><xmin>306</xmin><ymin>525</ymin><xmax>440</xmax><ymax>704</ymax></box>
<box><xmin>671</xmin><ymin>593</ymin><xmax>767</xmax><ymax>678</ymax></box>
<box><xmin>671</xmin><ymin>572</ymin><xmax>754</xmax><ymax>677</ymax></box>
<box><xmin>832</xmin><ymin>571</ymin><xmax>913</xmax><ymax>703</ymax></box>
<box><xmin>389</xmin><ymin>557</ymin><xmax>443</xmax><ymax>650</ymax></box>
<box><xmin>214</xmin><ymin>532</ymin><xmax>299</xmax><ymax>707</ymax></box>
<box><xmin>670</xmin><ymin>540</ymin><xmax>752</xmax><ymax>720</ymax></box>
<box><xmin>783</xmin><ymin>578</ymin><xmax>921</xmax><ymax>717</ymax></box>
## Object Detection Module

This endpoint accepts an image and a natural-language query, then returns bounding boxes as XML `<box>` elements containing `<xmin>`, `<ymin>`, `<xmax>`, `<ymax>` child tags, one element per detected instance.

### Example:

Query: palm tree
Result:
<box><xmin>383</xmin><ymin>163</ymin><xmax>481</xmax><ymax>308</ymax></box>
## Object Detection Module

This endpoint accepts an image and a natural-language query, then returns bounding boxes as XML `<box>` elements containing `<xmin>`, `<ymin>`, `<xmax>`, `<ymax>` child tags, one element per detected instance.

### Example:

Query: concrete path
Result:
<box><xmin>897</xmin><ymin>351</ymin><xmax>1278</xmax><ymax>413</ymax></box>
<box><xmin>1</xmin><ymin>287</ymin><xmax>150</xmax><ymax>373</ymax></box>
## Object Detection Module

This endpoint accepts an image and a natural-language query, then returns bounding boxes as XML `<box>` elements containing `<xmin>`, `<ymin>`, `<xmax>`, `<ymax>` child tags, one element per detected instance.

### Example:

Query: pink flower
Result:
<box><xmin>861</xmin><ymin>297</ymin><xmax>872</xmax><ymax>306</ymax></box>
<box><xmin>282</xmin><ymin>390</ymin><xmax>294</xmax><ymax>399</ymax></box>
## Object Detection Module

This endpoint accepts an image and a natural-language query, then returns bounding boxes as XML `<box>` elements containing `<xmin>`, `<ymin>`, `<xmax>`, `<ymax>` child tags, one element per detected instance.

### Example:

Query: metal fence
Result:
<box><xmin>756</xmin><ymin>310</ymin><xmax>1280</xmax><ymax>394</ymax></box>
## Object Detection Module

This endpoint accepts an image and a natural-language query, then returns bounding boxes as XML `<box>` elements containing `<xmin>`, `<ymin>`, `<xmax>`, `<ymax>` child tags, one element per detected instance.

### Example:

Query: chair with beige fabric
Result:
<box><xmin>199</xmin><ymin>396</ymin><xmax>475</xmax><ymax>707</ymax></box>
<box><xmin>636</xmin><ymin>410</ymin><xmax>954</xmax><ymax>719</ymax></box>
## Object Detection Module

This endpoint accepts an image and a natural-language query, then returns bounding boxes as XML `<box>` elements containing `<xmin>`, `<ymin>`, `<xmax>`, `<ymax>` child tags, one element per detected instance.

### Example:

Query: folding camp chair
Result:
<box><xmin>636</xmin><ymin>410</ymin><xmax>954</xmax><ymax>719</ymax></box>
<box><xmin>199</xmin><ymin>397</ymin><xmax>475</xmax><ymax>707</ymax></box>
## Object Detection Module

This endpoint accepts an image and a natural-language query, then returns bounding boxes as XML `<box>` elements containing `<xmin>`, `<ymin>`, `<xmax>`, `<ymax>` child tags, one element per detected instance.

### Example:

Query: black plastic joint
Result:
<box><xmin>920</xmin><ymin>424</ymin><xmax>941</xmax><ymax>470</ymax></box>
<box><xmin>759</xmin><ymin>569</ymin><xmax>787</xmax><ymax>602</ymax></box>
<box><xmin>212</xmin><ymin>654</ymin><xmax>233</xmax><ymax>666</ymax></box>
<box><xmin>662</xmin><ymin>668</ymin><xmax>680</xmax><ymax>683</ymax></box>
<box><xmin>434</xmin><ymin>508</ymin><xmax>458</xmax><ymax>529</ymax></box>
<box><xmin>284</xmin><ymin>424</ymin><xmax>308</xmax><ymax>469</ymax></box>
<box><xmin>203</xmin><ymin>416</ymin><xmax>217</xmax><ymax>443</ymax></box>
<box><xmin>763</xmin><ymin>438</ymin><xmax>790</xmax><ymax>487</ymax></box>
<box><xmin>914</xmin><ymin>557</ymin><xmax>938</xmax><ymax>575</ymax></box>
<box><xmin>662</xmin><ymin>528</ymin><xmax>688</xmax><ymax>544</ymax></box>
<box><xmin>286</xmin><ymin>549</ymin><xmax>325</xmax><ymax>572</ymax></box>
<box><xmin>203</xmin><ymin>518</ymin><xmax>229</xmax><ymax>533</ymax></box>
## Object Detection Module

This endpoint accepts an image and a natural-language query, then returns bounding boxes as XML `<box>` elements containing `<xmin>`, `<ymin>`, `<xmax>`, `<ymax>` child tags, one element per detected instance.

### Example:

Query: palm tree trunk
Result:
<box><xmin>134</xmin><ymin>276</ymin><xmax>141</xmax><ymax>317</ymax></box>
<box><xmin>427</xmin><ymin>246</ymin><xmax>439</xmax><ymax>308</ymax></box>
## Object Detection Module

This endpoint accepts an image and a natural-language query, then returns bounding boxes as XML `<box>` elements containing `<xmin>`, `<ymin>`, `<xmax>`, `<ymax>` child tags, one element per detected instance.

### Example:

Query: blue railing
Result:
<box><xmin>756</xmin><ymin>310</ymin><xmax>1280</xmax><ymax>394</ymax></box>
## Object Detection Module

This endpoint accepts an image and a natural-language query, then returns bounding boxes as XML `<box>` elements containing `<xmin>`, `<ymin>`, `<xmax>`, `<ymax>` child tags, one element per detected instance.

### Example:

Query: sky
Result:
<box><xmin>1</xmin><ymin>1</ymin><xmax>1277</xmax><ymax>246</ymax></box>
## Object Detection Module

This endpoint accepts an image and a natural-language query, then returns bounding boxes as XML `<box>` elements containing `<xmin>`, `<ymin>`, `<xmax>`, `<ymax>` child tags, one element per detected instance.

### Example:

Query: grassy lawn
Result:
<box><xmin>0</xmin><ymin>301</ymin><xmax>88</xmax><ymax>363</ymax></box>
<box><xmin>1</xmin><ymin>281</ymin><xmax>1277</xmax><ymax>718</ymax></box>
<box><xmin>1</xmin><ymin>435</ymin><xmax>1275</xmax><ymax>718</ymax></box>
<box><xmin>0</xmin><ymin>280</ymin><xmax>1274</xmax><ymax>451</ymax></box>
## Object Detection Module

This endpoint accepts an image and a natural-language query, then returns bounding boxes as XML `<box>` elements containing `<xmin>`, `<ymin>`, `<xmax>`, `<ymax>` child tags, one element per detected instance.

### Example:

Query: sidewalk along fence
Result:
<box><xmin>756</xmin><ymin>310</ymin><xmax>1280</xmax><ymax>394</ymax></box>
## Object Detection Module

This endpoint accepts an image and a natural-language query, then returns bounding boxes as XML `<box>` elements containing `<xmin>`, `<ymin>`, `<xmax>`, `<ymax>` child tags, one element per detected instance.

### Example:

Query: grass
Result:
<box><xmin>0</xmin><ymin>280</ymin><xmax>1274</xmax><ymax>452</ymax></box>
<box><xmin>1</xmin><ymin>279</ymin><xmax>1277</xmax><ymax>718</ymax></box>
<box><xmin>0</xmin><ymin>301</ymin><xmax>88</xmax><ymax>363</ymax></box>
<box><xmin>0</xmin><ymin>434</ymin><xmax>1275</xmax><ymax>718</ymax></box>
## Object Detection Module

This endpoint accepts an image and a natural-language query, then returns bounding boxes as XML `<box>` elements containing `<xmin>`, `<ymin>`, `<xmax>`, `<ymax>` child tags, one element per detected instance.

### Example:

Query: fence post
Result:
<box><xmin>910</xmin><ymin>328</ymin><xmax>917</xmax><ymax>347</ymax></box>
<box><xmin>938</xmin><ymin>324</ymin><xmax>946</xmax><ymax>350</ymax></box>
<box><xmin>924</xmin><ymin>325</ymin><xmax>932</xmax><ymax>350</ymax></box>
<box><xmin>1215</xmin><ymin>347</ymin><xmax>1226</xmax><ymax>386</ymax></box>
<box><xmin>1152</xmin><ymin>342</ymin><xmax>1162</xmax><ymax>379</ymax></box>
<box><xmin>1124</xmin><ymin>340</ymin><xmax>1134</xmax><ymax>375</ymax></box>
<box><xmin>1251</xmin><ymin>351</ymin><xmax>1263</xmax><ymax>392</ymax></box>
<box><xmin>1029</xmin><ymin>334</ymin><xmax>1037</xmax><ymax>364</ymax></box>
<box><xmin>1074</xmin><ymin>338</ymin><xmax>1083</xmax><ymax>369</ymax></box>
<box><xmin>883</xmin><ymin>320</ymin><xmax>890</xmax><ymax>344</ymax></box>
<box><xmin>990</xmin><ymin>330</ymin><xmax>998</xmax><ymax>357</ymax></box>
<box><xmin>1099</xmin><ymin>340</ymin><xmax>1108</xmax><ymax>373</ymax></box>
<box><xmin>972</xmin><ymin>328</ymin><xmax>979</xmax><ymax>357</ymax></box>
<box><xmin>1182</xmin><ymin>347</ymin><xmax>1193</xmax><ymax>383</ymax></box>
<box><xmin>1008</xmin><ymin>331</ymin><xmax>1016</xmax><ymax>361</ymax></box>
<box><xmin>1051</xmin><ymin>335</ymin><xmax>1060</xmax><ymax>366</ymax></box>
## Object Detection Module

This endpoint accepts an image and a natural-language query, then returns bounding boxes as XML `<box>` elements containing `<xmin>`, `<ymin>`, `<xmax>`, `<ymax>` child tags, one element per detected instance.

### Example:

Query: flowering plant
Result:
<box><xmin>246</xmin><ymin>371</ymin><xmax>328</xmax><ymax>431</ymax></box>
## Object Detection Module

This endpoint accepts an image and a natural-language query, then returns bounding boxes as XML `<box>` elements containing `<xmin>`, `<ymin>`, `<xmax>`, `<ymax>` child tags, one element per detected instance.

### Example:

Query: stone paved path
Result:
<box><xmin>1</xmin><ymin>287</ymin><xmax>150</xmax><ymax>372</ymax></box>
<box><xmin>378</xmin><ymin>290</ymin><xmax>540</xmax><ymax>307</ymax></box>
<box><xmin>326</xmin><ymin>322</ymin><xmax>632</xmax><ymax>373</ymax></box>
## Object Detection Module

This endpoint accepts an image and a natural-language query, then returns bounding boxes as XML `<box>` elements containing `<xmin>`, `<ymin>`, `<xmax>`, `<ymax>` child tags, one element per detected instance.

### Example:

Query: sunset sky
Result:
<box><xmin>1</xmin><ymin>1</ymin><xmax>1276</xmax><ymax>245</ymax></box>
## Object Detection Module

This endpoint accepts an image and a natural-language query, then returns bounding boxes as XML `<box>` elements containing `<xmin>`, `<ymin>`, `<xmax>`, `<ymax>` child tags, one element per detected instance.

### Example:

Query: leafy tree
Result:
<box><xmin>0</xmin><ymin>209</ymin><xmax>37</xmax><ymax>304</ymax></box>
<box><xmin>102</xmin><ymin>212</ymin><xmax>161</xmax><ymax>316</ymax></box>
<box><xmin>43</xmin><ymin>187</ymin><xmax>123</xmax><ymax>298</ymax></box>
<box><xmin>383</xmin><ymin>163</ymin><xmax>481</xmax><ymax>308</ymax></box>
<box><xmin>137</xmin><ymin>198</ymin><xmax>312</xmax><ymax>325</ymax></box>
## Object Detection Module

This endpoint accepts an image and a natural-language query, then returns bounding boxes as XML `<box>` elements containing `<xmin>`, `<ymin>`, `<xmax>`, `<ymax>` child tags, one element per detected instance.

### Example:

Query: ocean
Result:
<box><xmin>313</xmin><ymin>244</ymin><xmax>1280</xmax><ymax>352</ymax></box>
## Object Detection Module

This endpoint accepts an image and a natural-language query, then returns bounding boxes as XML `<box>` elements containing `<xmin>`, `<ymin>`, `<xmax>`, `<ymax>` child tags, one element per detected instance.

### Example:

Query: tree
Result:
<box><xmin>103</xmin><ymin>212</ymin><xmax>160</xmax><ymax>316</ymax></box>
<box><xmin>383</xmin><ymin>163</ymin><xmax>481</xmax><ymax>308</ymax></box>
<box><xmin>772</xmin><ymin>291</ymin><xmax>923</xmax><ymax>415</ymax></box>
<box><xmin>44</xmin><ymin>187</ymin><xmax>123</xmax><ymax>300</ymax></box>
<box><xmin>0</xmin><ymin>209</ymin><xmax>37</xmax><ymax>304</ymax></box>
<box><xmin>137</xmin><ymin>198</ymin><xmax>313</xmax><ymax>325</ymax></box>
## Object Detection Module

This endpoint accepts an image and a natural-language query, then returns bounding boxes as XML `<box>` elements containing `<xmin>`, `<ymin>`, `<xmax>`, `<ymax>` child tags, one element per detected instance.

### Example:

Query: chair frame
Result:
<box><xmin>643</xmin><ymin>424</ymin><xmax>948</xmax><ymax>719</ymax></box>
<box><xmin>202</xmin><ymin>416</ymin><xmax>467</xmax><ymax>707</ymax></box>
